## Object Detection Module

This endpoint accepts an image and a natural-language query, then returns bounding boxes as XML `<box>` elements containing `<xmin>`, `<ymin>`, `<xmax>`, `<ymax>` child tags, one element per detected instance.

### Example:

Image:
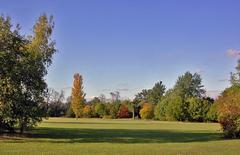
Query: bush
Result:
<box><xmin>83</xmin><ymin>105</ymin><xmax>93</xmax><ymax>118</ymax></box>
<box><xmin>94</xmin><ymin>103</ymin><xmax>106</xmax><ymax>118</ymax></box>
<box><xmin>118</xmin><ymin>105</ymin><xmax>130</xmax><ymax>118</ymax></box>
<box><xmin>206</xmin><ymin>103</ymin><xmax>218</xmax><ymax>122</ymax></box>
<box><xmin>140</xmin><ymin>103</ymin><xmax>154</xmax><ymax>119</ymax></box>
<box><xmin>108</xmin><ymin>103</ymin><xmax>120</xmax><ymax>119</ymax></box>
<box><xmin>216</xmin><ymin>85</ymin><xmax>240</xmax><ymax>138</ymax></box>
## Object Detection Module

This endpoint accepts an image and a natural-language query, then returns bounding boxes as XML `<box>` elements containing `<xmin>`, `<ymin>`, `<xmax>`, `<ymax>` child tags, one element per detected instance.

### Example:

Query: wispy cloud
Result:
<box><xmin>226</xmin><ymin>49</ymin><xmax>240</xmax><ymax>58</ymax></box>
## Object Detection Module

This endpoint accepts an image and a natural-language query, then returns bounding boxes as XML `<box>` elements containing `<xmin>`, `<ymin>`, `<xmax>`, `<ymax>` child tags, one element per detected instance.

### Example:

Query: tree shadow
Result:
<box><xmin>3</xmin><ymin>127</ymin><xmax>222</xmax><ymax>144</ymax></box>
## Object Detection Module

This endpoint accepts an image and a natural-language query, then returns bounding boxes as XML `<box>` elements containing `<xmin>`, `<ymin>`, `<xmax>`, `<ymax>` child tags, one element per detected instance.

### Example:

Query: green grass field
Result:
<box><xmin>0</xmin><ymin>118</ymin><xmax>240</xmax><ymax>155</ymax></box>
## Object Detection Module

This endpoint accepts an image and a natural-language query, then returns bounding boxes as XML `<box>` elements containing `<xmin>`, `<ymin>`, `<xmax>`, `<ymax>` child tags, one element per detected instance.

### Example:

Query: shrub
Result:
<box><xmin>118</xmin><ymin>105</ymin><xmax>130</xmax><ymax>118</ymax></box>
<box><xmin>108</xmin><ymin>103</ymin><xmax>120</xmax><ymax>119</ymax></box>
<box><xmin>140</xmin><ymin>103</ymin><xmax>154</xmax><ymax>119</ymax></box>
<box><xmin>206</xmin><ymin>103</ymin><xmax>218</xmax><ymax>122</ymax></box>
<box><xmin>216</xmin><ymin>85</ymin><xmax>240</xmax><ymax>138</ymax></box>
<box><xmin>94</xmin><ymin>103</ymin><xmax>106</xmax><ymax>118</ymax></box>
<box><xmin>83</xmin><ymin>105</ymin><xmax>93</xmax><ymax>118</ymax></box>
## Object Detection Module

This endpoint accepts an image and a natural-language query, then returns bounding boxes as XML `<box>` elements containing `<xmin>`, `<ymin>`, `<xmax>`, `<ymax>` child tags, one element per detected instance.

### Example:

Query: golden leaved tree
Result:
<box><xmin>71</xmin><ymin>73</ymin><xmax>85</xmax><ymax>118</ymax></box>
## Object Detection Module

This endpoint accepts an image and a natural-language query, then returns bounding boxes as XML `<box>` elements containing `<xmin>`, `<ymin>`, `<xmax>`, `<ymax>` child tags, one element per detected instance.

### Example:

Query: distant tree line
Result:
<box><xmin>64</xmin><ymin>72</ymin><xmax>216</xmax><ymax>122</ymax></box>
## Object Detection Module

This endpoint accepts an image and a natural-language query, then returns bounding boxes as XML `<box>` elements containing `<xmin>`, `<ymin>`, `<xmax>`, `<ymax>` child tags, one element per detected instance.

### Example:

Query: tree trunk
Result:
<box><xmin>132</xmin><ymin>105</ymin><xmax>135</xmax><ymax>119</ymax></box>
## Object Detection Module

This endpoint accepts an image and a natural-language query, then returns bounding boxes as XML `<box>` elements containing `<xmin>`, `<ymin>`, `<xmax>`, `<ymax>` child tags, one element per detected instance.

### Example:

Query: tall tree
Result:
<box><xmin>148</xmin><ymin>81</ymin><xmax>166</xmax><ymax>104</ymax></box>
<box><xmin>71</xmin><ymin>73</ymin><xmax>85</xmax><ymax>118</ymax></box>
<box><xmin>174</xmin><ymin>72</ymin><xmax>205</xmax><ymax>99</ymax></box>
<box><xmin>0</xmin><ymin>14</ymin><xmax>56</xmax><ymax>133</ymax></box>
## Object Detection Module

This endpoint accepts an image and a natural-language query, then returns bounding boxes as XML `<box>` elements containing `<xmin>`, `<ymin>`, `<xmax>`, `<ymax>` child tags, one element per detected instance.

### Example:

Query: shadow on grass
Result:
<box><xmin>1</xmin><ymin>127</ymin><xmax>222</xmax><ymax>144</ymax></box>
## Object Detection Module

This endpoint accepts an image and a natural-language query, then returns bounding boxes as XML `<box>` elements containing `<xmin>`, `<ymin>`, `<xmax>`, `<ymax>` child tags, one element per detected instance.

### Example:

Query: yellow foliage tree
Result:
<box><xmin>140</xmin><ymin>103</ymin><xmax>154</xmax><ymax>119</ymax></box>
<box><xmin>71</xmin><ymin>73</ymin><xmax>85</xmax><ymax>118</ymax></box>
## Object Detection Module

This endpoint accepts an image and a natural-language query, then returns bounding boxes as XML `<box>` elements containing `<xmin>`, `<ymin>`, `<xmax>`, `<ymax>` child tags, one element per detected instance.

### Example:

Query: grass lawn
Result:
<box><xmin>0</xmin><ymin>118</ymin><xmax>240</xmax><ymax>155</ymax></box>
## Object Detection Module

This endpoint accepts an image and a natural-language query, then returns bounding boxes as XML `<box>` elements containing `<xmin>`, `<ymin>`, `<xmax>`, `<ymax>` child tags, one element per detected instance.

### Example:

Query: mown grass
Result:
<box><xmin>0</xmin><ymin>118</ymin><xmax>240</xmax><ymax>155</ymax></box>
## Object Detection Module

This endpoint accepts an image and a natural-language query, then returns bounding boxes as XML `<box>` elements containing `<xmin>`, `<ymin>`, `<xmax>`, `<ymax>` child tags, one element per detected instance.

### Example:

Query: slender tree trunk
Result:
<box><xmin>132</xmin><ymin>110</ymin><xmax>135</xmax><ymax>119</ymax></box>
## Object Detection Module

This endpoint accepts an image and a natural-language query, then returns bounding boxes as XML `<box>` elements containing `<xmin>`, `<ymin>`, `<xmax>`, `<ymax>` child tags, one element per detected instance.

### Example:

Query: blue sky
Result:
<box><xmin>1</xmin><ymin>0</ymin><xmax>240</xmax><ymax>99</ymax></box>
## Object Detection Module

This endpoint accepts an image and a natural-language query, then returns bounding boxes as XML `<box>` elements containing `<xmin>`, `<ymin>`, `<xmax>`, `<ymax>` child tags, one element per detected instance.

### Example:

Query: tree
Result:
<box><xmin>206</xmin><ymin>102</ymin><xmax>218</xmax><ymax>122</ymax></box>
<box><xmin>45</xmin><ymin>88</ymin><xmax>66</xmax><ymax>117</ymax></box>
<box><xmin>118</xmin><ymin>104</ymin><xmax>130</xmax><ymax>118</ymax></box>
<box><xmin>94</xmin><ymin>103</ymin><xmax>106</xmax><ymax>118</ymax></box>
<box><xmin>134</xmin><ymin>89</ymin><xmax>149</xmax><ymax>103</ymax></box>
<box><xmin>0</xmin><ymin>14</ymin><xmax>56</xmax><ymax>133</ymax></box>
<box><xmin>165</xmin><ymin>94</ymin><xmax>187</xmax><ymax>121</ymax></box>
<box><xmin>83</xmin><ymin>105</ymin><xmax>93</xmax><ymax>118</ymax></box>
<box><xmin>174</xmin><ymin>72</ymin><xmax>205</xmax><ymax>99</ymax></box>
<box><xmin>154</xmin><ymin>89</ymin><xmax>173</xmax><ymax>120</ymax></box>
<box><xmin>216</xmin><ymin>85</ymin><xmax>240</xmax><ymax>138</ymax></box>
<box><xmin>108</xmin><ymin>102</ymin><xmax>120</xmax><ymax>119</ymax></box>
<box><xmin>71</xmin><ymin>73</ymin><xmax>85</xmax><ymax>118</ymax></box>
<box><xmin>110</xmin><ymin>91</ymin><xmax>120</xmax><ymax>102</ymax></box>
<box><xmin>187</xmin><ymin>97</ymin><xmax>213</xmax><ymax>122</ymax></box>
<box><xmin>65</xmin><ymin>96</ymin><xmax>75</xmax><ymax>118</ymax></box>
<box><xmin>148</xmin><ymin>81</ymin><xmax>166</xmax><ymax>105</ymax></box>
<box><xmin>140</xmin><ymin>103</ymin><xmax>154</xmax><ymax>119</ymax></box>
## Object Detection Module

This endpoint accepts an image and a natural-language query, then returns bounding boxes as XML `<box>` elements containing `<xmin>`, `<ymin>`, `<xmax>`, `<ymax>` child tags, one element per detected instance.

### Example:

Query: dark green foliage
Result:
<box><xmin>154</xmin><ymin>72</ymin><xmax>209</xmax><ymax>122</ymax></box>
<box><xmin>187</xmin><ymin>97</ymin><xmax>213</xmax><ymax>122</ymax></box>
<box><xmin>148</xmin><ymin>81</ymin><xmax>166</xmax><ymax>105</ymax></box>
<box><xmin>134</xmin><ymin>81</ymin><xmax>166</xmax><ymax>105</ymax></box>
<box><xmin>94</xmin><ymin>103</ymin><xmax>107</xmax><ymax>118</ymax></box>
<box><xmin>165</xmin><ymin>94</ymin><xmax>188</xmax><ymax>121</ymax></box>
<box><xmin>174</xmin><ymin>72</ymin><xmax>205</xmax><ymax>99</ymax></box>
<box><xmin>0</xmin><ymin>14</ymin><xmax>56</xmax><ymax>133</ymax></box>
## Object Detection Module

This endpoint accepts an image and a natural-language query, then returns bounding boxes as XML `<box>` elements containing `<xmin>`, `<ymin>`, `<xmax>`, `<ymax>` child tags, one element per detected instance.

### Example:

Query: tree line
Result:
<box><xmin>67</xmin><ymin>72</ymin><xmax>216</xmax><ymax>122</ymax></box>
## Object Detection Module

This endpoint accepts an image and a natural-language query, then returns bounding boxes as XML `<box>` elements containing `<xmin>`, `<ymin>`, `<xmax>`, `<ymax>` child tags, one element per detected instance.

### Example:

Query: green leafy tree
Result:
<box><xmin>148</xmin><ymin>81</ymin><xmax>166</xmax><ymax>105</ymax></box>
<box><xmin>108</xmin><ymin>103</ymin><xmax>120</xmax><ymax>119</ymax></box>
<box><xmin>206</xmin><ymin>102</ymin><xmax>218</xmax><ymax>122</ymax></box>
<box><xmin>174</xmin><ymin>72</ymin><xmax>205</xmax><ymax>99</ymax></box>
<box><xmin>165</xmin><ymin>94</ymin><xmax>187</xmax><ymax>121</ymax></box>
<box><xmin>187</xmin><ymin>97</ymin><xmax>213</xmax><ymax>122</ymax></box>
<box><xmin>0</xmin><ymin>14</ymin><xmax>56</xmax><ymax>133</ymax></box>
<box><xmin>94</xmin><ymin>103</ymin><xmax>106</xmax><ymax>118</ymax></box>
<box><xmin>154</xmin><ymin>89</ymin><xmax>172</xmax><ymax>120</ymax></box>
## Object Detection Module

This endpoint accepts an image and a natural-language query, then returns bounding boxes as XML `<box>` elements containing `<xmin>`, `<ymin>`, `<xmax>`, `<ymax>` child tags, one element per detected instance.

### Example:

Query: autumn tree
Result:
<box><xmin>140</xmin><ymin>103</ymin><xmax>154</xmax><ymax>119</ymax></box>
<box><xmin>216</xmin><ymin>85</ymin><xmax>240</xmax><ymax>138</ymax></box>
<box><xmin>71</xmin><ymin>73</ymin><xmax>85</xmax><ymax>118</ymax></box>
<box><xmin>217</xmin><ymin>60</ymin><xmax>240</xmax><ymax>138</ymax></box>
